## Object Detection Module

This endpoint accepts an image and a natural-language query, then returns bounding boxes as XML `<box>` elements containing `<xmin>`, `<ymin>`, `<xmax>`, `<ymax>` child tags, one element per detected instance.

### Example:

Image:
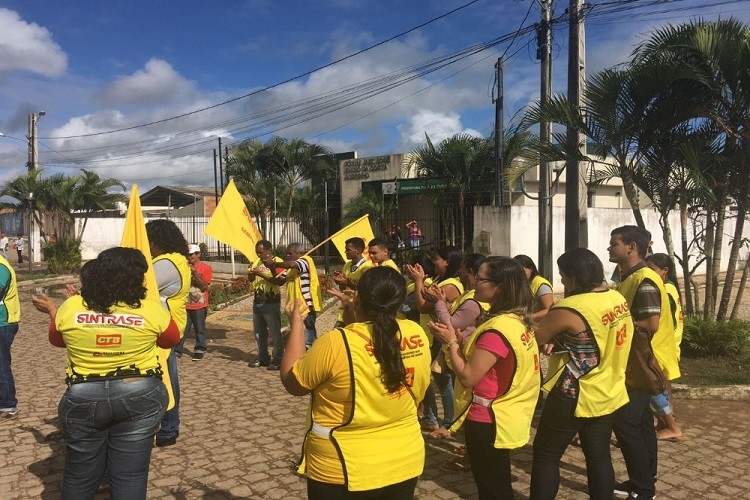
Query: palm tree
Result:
<box><xmin>523</xmin><ymin>64</ymin><xmax>687</xmax><ymax>229</ymax></box>
<box><xmin>71</xmin><ymin>170</ymin><xmax>125</xmax><ymax>241</ymax></box>
<box><xmin>228</xmin><ymin>139</ymin><xmax>278</xmax><ymax>238</ymax></box>
<box><xmin>406</xmin><ymin>133</ymin><xmax>494</xmax><ymax>251</ymax></box>
<box><xmin>342</xmin><ymin>190</ymin><xmax>396</xmax><ymax>236</ymax></box>
<box><xmin>632</xmin><ymin>18</ymin><xmax>750</xmax><ymax>320</ymax></box>
<box><xmin>249</xmin><ymin>137</ymin><xmax>336</xmax><ymax>244</ymax></box>
<box><xmin>0</xmin><ymin>169</ymin><xmax>46</xmax><ymax>231</ymax></box>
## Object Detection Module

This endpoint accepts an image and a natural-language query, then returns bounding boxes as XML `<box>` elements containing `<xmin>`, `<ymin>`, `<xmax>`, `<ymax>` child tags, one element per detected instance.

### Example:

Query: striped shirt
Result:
<box><xmin>294</xmin><ymin>258</ymin><xmax>313</xmax><ymax>308</ymax></box>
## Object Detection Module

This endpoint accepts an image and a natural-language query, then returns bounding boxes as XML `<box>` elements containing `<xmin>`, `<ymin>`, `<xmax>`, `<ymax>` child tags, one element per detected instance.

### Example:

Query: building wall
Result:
<box><xmin>474</xmin><ymin>205</ymin><xmax>750</xmax><ymax>291</ymax></box>
<box><xmin>340</xmin><ymin>154</ymin><xmax>405</xmax><ymax>210</ymax></box>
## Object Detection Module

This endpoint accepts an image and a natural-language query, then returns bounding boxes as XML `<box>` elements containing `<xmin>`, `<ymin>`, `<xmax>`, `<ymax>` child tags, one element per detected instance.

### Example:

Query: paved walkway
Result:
<box><xmin>1</xmin><ymin>285</ymin><xmax>749</xmax><ymax>499</ymax></box>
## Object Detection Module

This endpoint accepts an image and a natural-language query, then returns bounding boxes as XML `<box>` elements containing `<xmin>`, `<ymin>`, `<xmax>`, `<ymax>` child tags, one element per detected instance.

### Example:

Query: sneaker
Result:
<box><xmin>613</xmin><ymin>481</ymin><xmax>632</xmax><ymax>499</ymax></box>
<box><xmin>0</xmin><ymin>409</ymin><xmax>18</xmax><ymax>421</ymax></box>
<box><xmin>250</xmin><ymin>359</ymin><xmax>270</xmax><ymax>368</ymax></box>
<box><xmin>155</xmin><ymin>430</ymin><xmax>179</xmax><ymax>447</ymax></box>
<box><xmin>192</xmin><ymin>351</ymin><xmax>205</xmax><ymax>361</ymax></box>
<box><xmin>267</xmin><ymin>362</ymin><xmax>280</xmax><ymax>371</ymax></box>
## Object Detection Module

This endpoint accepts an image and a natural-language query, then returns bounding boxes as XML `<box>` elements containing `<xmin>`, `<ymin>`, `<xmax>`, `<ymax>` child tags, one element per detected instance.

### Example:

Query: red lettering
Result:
<box><xmin>96</xmin><ymin>334</ymin><xmax>122</xmax><ymax>347</ymax></box>
<box><xmin>616</xmin><ymin>324</ymin><xmax>628</xmax><ymax>349</ymax></box>
<box><xmin>602</xmin><ymin>302</ymin><xmax>630</xmax><ymax>325</ymax></box>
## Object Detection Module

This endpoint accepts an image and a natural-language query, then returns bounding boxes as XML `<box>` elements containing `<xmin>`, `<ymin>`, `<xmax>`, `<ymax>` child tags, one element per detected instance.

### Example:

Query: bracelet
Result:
<box><xmin>447</xmin><ymin>340</ymin><xmax>460</xmax><ymax>348</ymax></box>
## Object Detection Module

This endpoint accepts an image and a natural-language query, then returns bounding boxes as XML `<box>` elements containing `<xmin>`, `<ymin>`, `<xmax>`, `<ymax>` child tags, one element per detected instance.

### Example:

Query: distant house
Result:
<box><xmin>139</xmin><ymin>185</ymin><xmax>219</xmax><ymax>218</ymax></box>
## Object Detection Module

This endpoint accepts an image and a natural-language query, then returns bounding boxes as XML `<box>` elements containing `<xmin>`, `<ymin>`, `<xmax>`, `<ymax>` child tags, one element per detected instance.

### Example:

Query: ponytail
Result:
<box><xmin>371</xmin><ymin>310</ymin><xmax>406</xmax><ymax>393</ymax></box>
<box><xmin>356</xmin><ymin>267</ymin><xmax>408</xmax><ymax>393</ymax></box>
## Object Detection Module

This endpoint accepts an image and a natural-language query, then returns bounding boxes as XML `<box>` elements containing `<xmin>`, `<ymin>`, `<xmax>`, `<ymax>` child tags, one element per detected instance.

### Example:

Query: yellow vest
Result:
<box><xmin>376</xmin><ymin>258</ymin><xmax>399</xmax><ymax>271</ymax></box>
<box><xmin>286</xmin><ymin>255</ymin><xmax>322</xmax><ymax>312</ymax></box>
<box><xmin>530</xmin><ymin>275</ymin><xmax>553</xmax><ymax>297</ymax></box>
<box><xmin>336</xmin><ymin>258</ymin><xmax>373</xmax><ymax>323</ymax></box>
<box><xmin>154</xmin><ymin>252</ymin><xmax>191</xmax><ymax>333</ymax></box>
<box><xmin>298</xmin><ymin>320</ymin><xmax>431</xmax><ymax>491</ymax></box>
<box><xmin>543</xmin><ymin>290</ymin><xmax>634</xmax><ymax>417</ymax></box>
<box><xmin>251</xmin><ymin>256</ymin><xmax>282</xmax><ymax>297</ymax></box>
<box><xmin>420</xmin><ymin>277</ymin><xmax>464</xmax><ymax>345</ymax></box>
<box><xmin>617</xmin><ymin>266</ymin><xmax>680</xmax><ymax>380</ymax></box>
<box><xmin>439</xmin><ymin>289</ymin><xmax>490</xmax><ymax>370</ymax></box>
<box><xmin>54</xmin><ymin>295</ymin><xmax>173</xmax><ymax>383</ymax></box>
<box><xmin>665</xmin><ymin>282</ymin><xmax>683</xmax><ymax>362</ymax></box>
<box><xmin>0</xmin><ymin>256</ymin><xmax>19</xmax><ymax>325</ymax></box>
<box><xmin>451</xmin><ymin>314</ymin><xmax>540</xmax><ymax>449</ymax></box>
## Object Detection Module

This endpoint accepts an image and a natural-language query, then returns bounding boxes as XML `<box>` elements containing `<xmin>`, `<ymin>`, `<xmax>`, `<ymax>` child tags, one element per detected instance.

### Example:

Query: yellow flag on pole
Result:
<box><xmin>330</xmin><ymin>214</ymin><xmax>375</xmax><ymax>261</ymax></box>
<box><xmin>205</xmin><ymin>179</ymin><xmax>263</xmax><ymax>262</ymax></box>
<box><xmin>120</xmin><ymin>184</ymin><xmax>175</xmax><ymax>409</ymax></box>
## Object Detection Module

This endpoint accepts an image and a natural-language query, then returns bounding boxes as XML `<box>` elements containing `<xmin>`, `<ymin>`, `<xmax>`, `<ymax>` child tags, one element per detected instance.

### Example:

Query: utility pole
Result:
<box><xmin>537</xmin><ymin>0</ymin><xmax>553</xmax><ymax>280</ymax></box>
<box><xmin>493</xmin><ymin>57</ymin><xmax>505</xmax><ymax>206</ymax></box>
<box><xmin>26</xmin><ymin>111</ymin><xmax>45</xmax><ymax>272</ymax></box>
<box><xmin>565</xmin><ymin>0</ymin><xmax>588</xmax><ymax>250</ymax></box>
<box><xmin>217</xmin><ymin>137</ymin><xmax>226</xmax><ymax>260</ymax></box>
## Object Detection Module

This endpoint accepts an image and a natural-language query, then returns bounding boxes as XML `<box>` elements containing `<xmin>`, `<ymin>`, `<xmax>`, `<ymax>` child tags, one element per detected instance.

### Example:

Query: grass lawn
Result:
<box><xmin>678</xmin><ymin>354</ymin><xmax>750</xmax><ymax>385</ymax></box>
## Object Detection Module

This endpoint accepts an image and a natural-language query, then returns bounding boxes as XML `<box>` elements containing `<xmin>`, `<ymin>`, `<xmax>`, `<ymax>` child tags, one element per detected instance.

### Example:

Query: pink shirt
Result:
<box><xmin>467</xmin><ymin>330</ymin><xmax>514</xmax><ymax>423</ymax></box>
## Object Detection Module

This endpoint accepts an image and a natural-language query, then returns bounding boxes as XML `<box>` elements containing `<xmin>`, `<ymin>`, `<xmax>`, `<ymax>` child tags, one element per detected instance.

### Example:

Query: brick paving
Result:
<box><xmin>1</xmin><ymin>281</ymin><xmax>749</xmax><ymax>499</ymax></box>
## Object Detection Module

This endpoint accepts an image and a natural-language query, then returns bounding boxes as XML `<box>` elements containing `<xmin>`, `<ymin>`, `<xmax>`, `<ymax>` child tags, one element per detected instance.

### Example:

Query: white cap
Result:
<box><xmin>188</xmin><ymin>244</ymin><xmax>201</xmax><ymax>254</ymax></box>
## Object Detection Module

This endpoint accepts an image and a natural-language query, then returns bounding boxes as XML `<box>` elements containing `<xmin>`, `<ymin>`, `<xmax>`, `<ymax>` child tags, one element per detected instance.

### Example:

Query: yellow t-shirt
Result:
<box><xmin>55</xmin><ymin>295</ymin><xmax>173</xmax><ymax>384</ymax></box>
<box><xmin>292</xmin><ymin>320</ymin><xmax>430</xmax><ymax>487</ymax></box>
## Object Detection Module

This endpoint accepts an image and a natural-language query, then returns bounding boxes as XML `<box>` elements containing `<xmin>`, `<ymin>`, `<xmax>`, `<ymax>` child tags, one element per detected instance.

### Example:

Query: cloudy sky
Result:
<box><xmin>0</xmin><ymin>0</ymin><xmax>748</xmax><ymax>190</ymax></box>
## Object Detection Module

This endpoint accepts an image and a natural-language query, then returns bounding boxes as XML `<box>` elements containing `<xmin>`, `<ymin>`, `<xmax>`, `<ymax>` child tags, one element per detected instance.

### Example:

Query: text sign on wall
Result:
<box><xmin>343</xmin><ymin>155</ymin><xmax>390</xmax><ymax>181</ymax></box>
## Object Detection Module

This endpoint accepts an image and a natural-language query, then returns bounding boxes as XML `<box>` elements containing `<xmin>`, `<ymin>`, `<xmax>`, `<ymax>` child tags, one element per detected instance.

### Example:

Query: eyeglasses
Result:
<box><xmin>475</xmin><ymin>275</ymin><xmax>499</xmax><ymax>284</ymax></box>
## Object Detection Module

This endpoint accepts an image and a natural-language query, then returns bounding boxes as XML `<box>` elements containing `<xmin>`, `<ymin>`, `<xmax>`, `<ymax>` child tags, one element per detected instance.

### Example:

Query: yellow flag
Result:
<box><xmin>205</xmin><ymin>179</ymin><xmax>263</xmax><ymax>262</ymax></box>
<box><xmin>120</xmin><ymin>184</ymin><xmax>175</xmax><ymax>409</ymax></box>
<box><xmin>330</xmin><ymin>214</ymin><xmax>375</xmax><ymax>261</ymax></box>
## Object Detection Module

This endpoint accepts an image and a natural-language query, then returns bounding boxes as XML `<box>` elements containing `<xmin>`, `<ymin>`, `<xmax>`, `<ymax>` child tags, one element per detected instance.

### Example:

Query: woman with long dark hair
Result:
<box><xmin>529</xmin><ymin>248</ymin><xmax>634</xmax><ymax>500</ymax></box>
<box><xmin>280</xmin><ymin>266</ymin><xmax>431</xmax><ymax>499</ymax></box>
<box><xmin>31</xmin><ymin>247</ymin><xmax>181</xmax><ymax>499</ymax></box>
<box><xmin>513</xmin><ymin>254</ymin><xmax>554</xmax><ymax>321</ymax></box>
<box><xmin>645</xmin><ymin>252</ymin><xmax>684</xmax><ymax>441</ymax></box>
<box><xmin>406</xmin><ymin>245</ymin><xmax>464</xmax><ymax>438</ymax></box>
<box><xmin>431</xmin><ymin>257</ymin><xmax>540</xmax><ymax>499</ymax></box>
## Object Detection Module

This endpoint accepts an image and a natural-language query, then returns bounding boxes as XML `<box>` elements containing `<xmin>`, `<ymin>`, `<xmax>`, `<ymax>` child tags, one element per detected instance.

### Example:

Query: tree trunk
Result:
<box><xmin>730</xmin><ymin>252</ymin><xmax>750</xmax><ymax>320</ymax></box>
<box><xmin>703</xmin><ymin>207</ymin><xmax>715</xmax><ymax>320</ymax></box>
<box><xmin>717</xmin><ymin>149</ymin><xmax>750</xmax><ymax>320</ymax></box>
<box><xmin>459</xmin><ymin>192</ymin><xmax>465</xmax><ymax>253</ymax></box>
<box><xmin>710</xmin><ymin>197</ymin><xmax>727</xmax><ymax>317</ymax></box>
<box><xmin>679</xmin><ymin>199</ymin><xmax>694</xmax><ymax>315</ymax></box>
<box><xmin>717</xmin><ymin>202</ymin><xmax>747</xmax><ymax>320</ymax></box>
<box><xmin>279</xmin><ymin>187</ymin><xmax>294</xmax><ymax>246</ymax></box>
<box><xmin>621</xmin><ymin>168</ymin><xmax>645</xmax><ymax>229</ymax></box>
<box><xmin>658</xmin><ymin>210</ymin><xmax>675</xmax><ymax>260</ymax></box>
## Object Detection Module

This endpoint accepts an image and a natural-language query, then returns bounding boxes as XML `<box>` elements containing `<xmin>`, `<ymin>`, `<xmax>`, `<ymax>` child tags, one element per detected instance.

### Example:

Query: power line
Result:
<box><xmin>42</xmin><ymin>0</ymin><xmax>482</xmax><ymax>140</ymax></box>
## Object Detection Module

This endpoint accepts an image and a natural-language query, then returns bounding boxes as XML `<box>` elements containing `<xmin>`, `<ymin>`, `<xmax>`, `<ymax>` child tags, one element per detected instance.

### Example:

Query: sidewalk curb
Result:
<box><xmin>672</xmin><ymin>383</ymin><xmax>750</xmax><ymax>401</ymax></box>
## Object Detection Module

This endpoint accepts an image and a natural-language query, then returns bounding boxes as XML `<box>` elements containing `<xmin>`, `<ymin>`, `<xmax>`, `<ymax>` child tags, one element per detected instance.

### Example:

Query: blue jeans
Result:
<box><xmin>530</xmin><ymin>391</ymin><xmax>616</xmax><ymax>500</ymax></box>
<box><xmin>58</xmin><ymin>377</ymin><xmax>167</xmax><ymax>500</ymax></box>
<box><xmin>176</xmin><ymin>308</ymin><xmax>208</xmax><ymax>354</ymax></box>
<box><xmin>156</xmin><ymin>350</ymin><xmax>180</xmax><ymax>440</ymax></box>
<box><xmin>613</xmin><ymin>389</ymin><xmax>657</xmax><ymax>499</ymax></box>
<box><xmin>0</xmin><ymin>324</ymin><xmax>19</xmax><ymax>410</ymax></box>
<box><xmin>423</xmin><ymin>342</ymin><xmax>454</xmax><ymax>428</ymax></box>
<box><xmin>254</xmin><ymin>301</ymin><xmax>283</xmax><ymax>363</ymax></box>
<box><xmin>304</xmin><ymin>311</ymin><xmax>318</xmax><ymax>349</ymax></box>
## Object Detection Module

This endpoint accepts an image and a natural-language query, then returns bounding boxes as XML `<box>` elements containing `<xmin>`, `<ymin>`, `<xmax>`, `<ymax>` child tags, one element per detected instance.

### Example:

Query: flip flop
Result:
<box><xmin>441</xmin><ymin>457</ymin><xmax>471</xmax><ymax>472</ymax></box>
<box><xmin>657</xmin><ymin>433</ymin><xmax>688</xmax><ymax>442</ymax></box>
<box><xmin>429</xmin><ymin>427</ymin><xmax>452</xmax><ymax>439</ymax></box>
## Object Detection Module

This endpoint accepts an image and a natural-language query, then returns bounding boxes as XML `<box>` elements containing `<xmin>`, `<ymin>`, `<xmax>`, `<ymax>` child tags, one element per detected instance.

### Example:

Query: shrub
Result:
<box><xmin>682</xmin><ymin>316</ymin><xmax>750</xmax><ymax>358</ymax></box>
<box><xmin>199</xmin><ymin>242</ymin><xmax>209</xmax><ymax>261</ymax></box>
<box><xmin>208</xmin><ymin>277</ymin><xmax>253</xmax><ymax>310</ymax></box>
<box><xmin>42</xmin><ymin>237</ymin><xmax>82</xmax><ymax>274</ymax></box>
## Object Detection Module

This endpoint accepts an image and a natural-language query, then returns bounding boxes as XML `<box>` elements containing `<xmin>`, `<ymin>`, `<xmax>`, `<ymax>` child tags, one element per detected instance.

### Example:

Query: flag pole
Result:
<box><xmin>305</xmin><ymin>214</ymin><xmax>370</xmax><ymax>256</ymax></box>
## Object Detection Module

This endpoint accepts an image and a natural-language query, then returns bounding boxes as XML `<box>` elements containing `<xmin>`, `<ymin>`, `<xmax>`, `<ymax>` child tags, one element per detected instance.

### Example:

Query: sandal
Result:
<box><xmin>428</xmin><ymin>427</ymin><xmax>452</xmax><ymax>439</ymax></box>
<box><xmin>421</xmin><ymin>422</ymin><xmax>440</xmax><ymax>432</ymax></box>
<box><xmin>441</xmin><ymin>457</ymin><xmax>471</xmax><ymax>472</ymax></box>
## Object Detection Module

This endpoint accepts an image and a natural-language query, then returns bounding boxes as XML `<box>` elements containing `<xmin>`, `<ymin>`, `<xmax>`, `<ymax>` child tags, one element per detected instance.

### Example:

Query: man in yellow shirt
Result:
<box><xmin>248</xmin><ymin>240</ymin><xmax>284</xmax><ymax>370</ymax></box>
<box><xmin>0</xmin><ymin>253</ymin><xmax>19</xmax><ymax>420</ymax></box>
<box><xmin>332</xmin><ymin>237</ymin><xmax>372</xmax><ymax>327</ymax></box>
<box><xmin>367</xmin><ymin>237</ymin><xmax>399</xmax><ymax>271</ymax></box>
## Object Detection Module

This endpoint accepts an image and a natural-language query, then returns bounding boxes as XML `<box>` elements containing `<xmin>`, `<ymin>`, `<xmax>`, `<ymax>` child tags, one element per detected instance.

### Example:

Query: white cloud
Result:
<box><xmin>396</xmin><ymin>110</ymin><xmax>482</xmax><ymax>150</ymax></box>
<box><xmin>0</xmin><ymin>8</ymin><xmax>67</xmax><ymax>77</ymax></box>
<box><xmin>97</xmin><ymin>58</ymin><xmax>194</xmax><ymax>106</ymax></box>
